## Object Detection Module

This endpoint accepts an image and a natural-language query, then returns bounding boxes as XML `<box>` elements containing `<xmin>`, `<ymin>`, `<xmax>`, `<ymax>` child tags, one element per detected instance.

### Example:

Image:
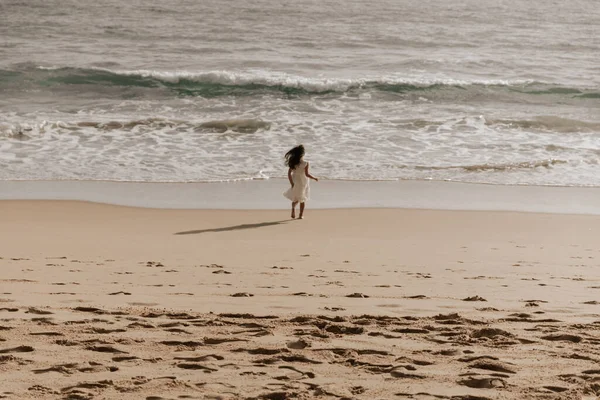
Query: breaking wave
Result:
<box><xmin>1</xmin><ymin>65</ymin><xmax>598</xmax><ymax>99</ymax></box>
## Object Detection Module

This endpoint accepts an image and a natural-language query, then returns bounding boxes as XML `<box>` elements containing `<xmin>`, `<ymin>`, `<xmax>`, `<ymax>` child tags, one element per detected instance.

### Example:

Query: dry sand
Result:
<box><xmin>1</xmin><ymin>201</ymin><xmax>600</xmax><ymax>399</ymax></box>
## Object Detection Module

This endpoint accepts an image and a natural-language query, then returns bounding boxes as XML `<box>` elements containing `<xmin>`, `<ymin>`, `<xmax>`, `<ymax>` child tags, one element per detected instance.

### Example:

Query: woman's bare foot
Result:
<box><xmin>291</xmin><ymin>202</ymin><xmax>298</xmax><ymax>219</ymax></box>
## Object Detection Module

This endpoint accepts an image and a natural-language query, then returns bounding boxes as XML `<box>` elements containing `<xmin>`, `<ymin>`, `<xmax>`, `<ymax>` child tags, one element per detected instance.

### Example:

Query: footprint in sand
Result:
<box><xmin>287</xmin><ymin>339</ymin><xmax>310</xmax><ymax>349</ymax></box>
<box><xmin>146</xmin><ymin>261</ymin><xmax>165</xmax><ymax>267</ymax></box>
<box><xmin>0</xmin><ymin>345</ymin><xmax>34</xmax><ymax>354</ymax></box>
<box><xmin>324</xmin><ymin>307</ymin><xmax>345</xmax><ymax>312</ymax></box>
<box><xmin>164</xmin><ymin>327</ymin><xmax>192</xmax><ymax>334</ymax></box>
<box><xmin>177</xmin><ymin>363</ymin><xmax>218</xmax><ymax>372</ymax></box>
<box><xmin>346</xmin><ymin>293</ymin><xmax>369</xmax><ymax>298</ymax></box>
<box><xmin>30</xmin><ymin>331</ymin><xmax>64</xmax><ymax>337</ymax></box>
<box><xmin>174</xmin><ymin>354</ymin><xmax>224</xmax><ymax>362</ymax></box>
<box><xmin>60</xmin><ymin>380</ymin><xmax>115</xmax><ymax>396</ymax></box>
<box><xmin>33</xmin><ymin>362</ymin><xmax>118</xmax><ymax>375</ymax></box>
<box><xmin>463</xmin><ymin>296</ymin><xmax>487</xmax><ymax>302</ymax></box>
<box><xmin>469</xmin><ymin>360</ymin><xmax>517</xmax><ymax>374</ymax></box>
<box><xmin>26</xmin><ymin>385</ymin><xmax>58</xmax><ymax>395</ymax></box>
<box><xmin>405</xmin><ymin>295</ymin><xmax>428</xmax><ymax>299</ymax></box>
<box><xmin>89</xmin><ymin>327</ymin><xmax>127</xmax><ymax>334</ymax></box>
<box><xmin>112</xmin><ymin>355</ymin><xmax>140</xmax><ymax>362</ymax></box>
<box><xmin>390</xmin><ymin>369</ymin><xmax>425</xmax><ymax>379</ymax></box>
<box><xmin>394</xmin><ymin>328</ymin><xmax>429</xmax><ymax>334</ymax></box>
<box><xmin>87</xmin><ymin>345</ymin><xmax>128</xmax><ymax>354</ymax></box>
<box><xmin>459</xmin><ymin>377</ymin><xmax>506</xmax><ymax>389</ymax></box>
<box><xmin>324</xmin><ymin>324</ymin><xmax>364</xmax><ymax>335</ymax></box>
<box><xmin>542</xmin><ymin>386</ymin><xmax>569</xmax><ymax>393</ymax></box>
<box><xmin>541</xmin><ymin>334</ymin><xmax>582</xmax><ymax>343</ymax></box>
<box><xmin>470</xmin><ymin>328</ymin><xmax>513</xmax><ymax>339</ymax></box>
<box><xmin>200</xmin><ymin>263</ymin><xmax>225</xmax><ymax>269</ymax></box>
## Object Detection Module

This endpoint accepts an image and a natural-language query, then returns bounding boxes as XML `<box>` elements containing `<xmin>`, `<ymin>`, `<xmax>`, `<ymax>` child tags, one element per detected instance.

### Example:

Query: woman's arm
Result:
<box><xmin>305</xmin><ymin>163</ymin><xmax>319</xmax><ymax>181</ymax></box>
<box><xmin>288</xmin><ymin>168</ymin><xmax>294</xmax><ymax>187</ymax></box>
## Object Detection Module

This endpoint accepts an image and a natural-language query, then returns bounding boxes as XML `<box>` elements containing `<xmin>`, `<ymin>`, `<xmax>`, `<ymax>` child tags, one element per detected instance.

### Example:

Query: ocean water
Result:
<box><xmin>1</xmin><ymin>0</ymin><xmax>599</xmax><ymax>186</ymax></box>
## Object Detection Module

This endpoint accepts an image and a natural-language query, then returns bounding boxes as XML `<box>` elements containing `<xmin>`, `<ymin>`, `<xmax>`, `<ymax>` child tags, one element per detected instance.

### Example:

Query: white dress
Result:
<box><xmin>283</xmin><ymin>160</ymin><xmax>310</xmax><ymax>202</ymax></box>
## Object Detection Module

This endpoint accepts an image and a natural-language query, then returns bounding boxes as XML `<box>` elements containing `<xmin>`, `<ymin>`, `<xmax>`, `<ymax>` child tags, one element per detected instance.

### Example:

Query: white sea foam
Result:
<box><xmin>1</xmin><ymin>104</ymin><xmax>599</xmax><ymax>186</ymax></box>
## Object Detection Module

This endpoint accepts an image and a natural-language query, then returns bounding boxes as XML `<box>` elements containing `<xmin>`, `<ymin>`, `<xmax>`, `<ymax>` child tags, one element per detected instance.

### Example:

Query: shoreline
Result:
<box><xmin>2</xmin><ymin>179</ymin><xmax>600</xmax><ymax>214</ymax></box>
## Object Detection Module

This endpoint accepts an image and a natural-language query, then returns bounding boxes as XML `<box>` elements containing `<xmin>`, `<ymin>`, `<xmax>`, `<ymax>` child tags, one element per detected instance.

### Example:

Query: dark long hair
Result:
<box><xmin>285</xmin><ymin>145</ymin><xmax>305</xmax><ymax>170</ymax></box>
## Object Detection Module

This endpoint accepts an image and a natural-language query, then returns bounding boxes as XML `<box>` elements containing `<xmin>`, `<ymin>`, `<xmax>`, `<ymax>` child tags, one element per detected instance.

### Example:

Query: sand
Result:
<box><xmin>1</xmin><ymin>200</ymin><xmax>600</xmax><ymax>399</ymax></box>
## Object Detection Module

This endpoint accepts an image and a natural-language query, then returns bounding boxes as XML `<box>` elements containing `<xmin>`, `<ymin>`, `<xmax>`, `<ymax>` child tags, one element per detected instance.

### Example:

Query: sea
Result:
<box><xmin>1</xmin><ymin>0</ymin><xmax>599</xmax><ymax>186</ymax></box>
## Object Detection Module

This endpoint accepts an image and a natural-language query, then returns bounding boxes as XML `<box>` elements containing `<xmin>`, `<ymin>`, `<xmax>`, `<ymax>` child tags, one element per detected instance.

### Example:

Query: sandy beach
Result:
<box><xmin>3</xmin><ymin>0</ymin><xmax>598</xmax><ymax>397</ymax></box>
<box><xmin>2</xmin><ymin>197</ymin><xmax>600</xmax><ymax>399</ymax></box>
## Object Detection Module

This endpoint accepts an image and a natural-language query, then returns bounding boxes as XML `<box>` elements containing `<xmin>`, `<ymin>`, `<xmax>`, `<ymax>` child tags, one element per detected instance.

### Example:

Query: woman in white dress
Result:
<box><xmin>283</xmin><ymin>144</ymin><xmax>318</xmax><ymax>219</ymax></box>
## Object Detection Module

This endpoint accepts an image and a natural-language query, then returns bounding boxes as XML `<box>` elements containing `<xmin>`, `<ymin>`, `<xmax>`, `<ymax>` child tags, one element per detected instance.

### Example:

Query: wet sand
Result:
<box><xmin>3</xmin><ymin>179</ymin><xmax>600</xmax><ymax>214</ymax></box>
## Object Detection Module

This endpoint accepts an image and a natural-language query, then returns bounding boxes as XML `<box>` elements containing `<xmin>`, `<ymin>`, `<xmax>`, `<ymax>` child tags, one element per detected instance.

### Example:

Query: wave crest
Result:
<box><xmin>2</xmin><ymin>65</ymin><xmax>597</xmax><ymax>99</ymax></box>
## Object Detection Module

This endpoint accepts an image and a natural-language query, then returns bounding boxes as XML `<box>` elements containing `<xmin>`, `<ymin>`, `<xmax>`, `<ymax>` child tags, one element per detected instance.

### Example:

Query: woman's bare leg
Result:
<box><xmin>291</xmin><ymin>201</ymin><xmax>298</xmax><ymax>219</ymax></box>
<box><xmin>299</xmin><ymin>202</ymin><xmax>305</xmax><ymax>219</ymax></box>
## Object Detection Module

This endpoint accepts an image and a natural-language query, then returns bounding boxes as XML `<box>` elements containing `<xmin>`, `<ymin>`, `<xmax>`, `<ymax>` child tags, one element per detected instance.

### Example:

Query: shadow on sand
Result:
<box><xmin>175</xmin><ymin>220</ymin><xmax>290</xmax><ymax>235</ymax></box>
